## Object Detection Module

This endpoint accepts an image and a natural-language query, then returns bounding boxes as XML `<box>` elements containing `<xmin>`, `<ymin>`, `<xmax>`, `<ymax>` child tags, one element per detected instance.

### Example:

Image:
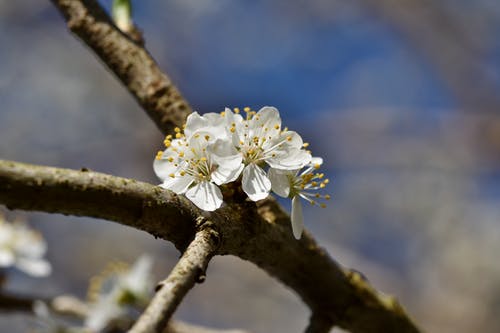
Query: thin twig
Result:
<box><xmin>165</xmin><ymin>321</ymin><xmax>251</xmax><ymax>333</ymax></box>
<box><xmin>50</xmin><ymin>0</ymin><xmax>191</xmax><ymax>135</ymax></box>
<box><xmin>130</xmin><ymin>227</ymin><xmax>219</xmax><ymax>333</ymax></box>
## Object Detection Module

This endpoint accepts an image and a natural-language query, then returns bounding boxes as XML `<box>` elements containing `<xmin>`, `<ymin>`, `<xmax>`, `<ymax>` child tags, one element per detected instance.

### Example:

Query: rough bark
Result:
<box><xmin>130</xmin><ymin>227</ymin><xmax>219</xmax><ymax>333</ymax></box>
<box><xmin>49</xmin><ymin>0</ymin><xmax>192</xmax><ymax>135</ymax></box>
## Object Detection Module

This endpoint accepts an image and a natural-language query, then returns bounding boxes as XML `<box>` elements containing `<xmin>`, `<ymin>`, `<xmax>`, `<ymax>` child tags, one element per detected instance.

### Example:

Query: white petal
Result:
<box><xmin>122</xmin><ymin>255</ymin><xmax>153</xmax><ymax>295</ymax></box>
<box><xmin>185</xmin><ymin>181</ymin><xmax>223</xmax><ymax>211</ymax></box>
<box><xmin>255</xmin><ymin>106</ymin><xmax>281</xmax><ymax>130</ymax></box>
<box><xmin>209</xmin><ymin>139</ymin><xmax>242</xmax><ymax>168</ymax></box>
<box><xmin>310</xmin><ymin>157</ymin><xmax>323</xmax><ymax>167</ymax></box>
<box><xmin>153</xmin><ymin>153</ymin><xmax>179</xmax><ymax>180</ymax></box>
<box><xmin>268</xmin><ymin>168</ymin><xmax>292</xmax><ymax>198</ymax></box>
<box><xmin>160</xmin><ymin>175</ymin><xmax>194</xmax><ymax>194</ymax></box>
<box><xmin>0</xmin><ymin>250</ymin><xmax>14</xmax><ymax>267</ymax></box>
<box><xmin>212</xmin><ymin>163</ymin><xmax>244</xmax><ymax>185</ymax></box>
<box><xmin>184</xmin><ymin>112</ymin><xmax>205</xmax><ymax>137</ymax></box>
<box><xmin>266</xmin><ymin>149</ymin><xmax>312</xmax><ymax>170</ymax></box>
<box><xmin>291</xmin><ymin>196</ymin><xmax>304</xmax><ymax>239</ymax></box>
<box><xmin>16</xmin><ymin>258</ymin><xmax>52</xmax><ymax>277</ymax></box>
<box><xmin>242</xmin><ymin>164</ymin><xmax>271</xmax><ymax>201</ymax></box>
<box><xmin>273</xmin><ymin>130</ymin><xmax>303</xmax><ymax>149</ymax></box>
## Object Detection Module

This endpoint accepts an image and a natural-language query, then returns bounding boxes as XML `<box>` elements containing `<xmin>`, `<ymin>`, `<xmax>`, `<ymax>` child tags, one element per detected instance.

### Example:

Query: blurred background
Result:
<box><xmin>1</xmin><ymin>0</ymin><xmax>500</xmax><ymax>332</ymax></box>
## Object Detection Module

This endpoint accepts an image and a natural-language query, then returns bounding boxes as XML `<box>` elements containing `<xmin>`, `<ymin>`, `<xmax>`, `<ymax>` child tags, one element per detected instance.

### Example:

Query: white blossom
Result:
<box><xmin>154</xmin><ymin>112</ymin><xmax>244</xmax><ymax>211</ymax></box>
<box><xmin>268</xmin><ymin>157</ymin><xmax>330</xmax><ymax>239</ymax></box>
<box><xmin>85</xmin><ymin>256</ymin><xmax>154</xmax><ymax>332</ymax></box>
<box><xmin>0</xmin><ymin>216</ymin><xmax>51</xmax><ymax>277</ymax></box>
<box><xmin>223</xmin><ymin>106</ymin><xmax>311</xmax><ymax>201</ymax></box>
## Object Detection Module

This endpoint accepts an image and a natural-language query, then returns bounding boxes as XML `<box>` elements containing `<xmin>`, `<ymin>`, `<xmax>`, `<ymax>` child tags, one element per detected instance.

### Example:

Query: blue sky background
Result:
<box><xmin>1</xmin><ymin>1</ymin><xmax>500</xmax><ymax>332</ymax></box>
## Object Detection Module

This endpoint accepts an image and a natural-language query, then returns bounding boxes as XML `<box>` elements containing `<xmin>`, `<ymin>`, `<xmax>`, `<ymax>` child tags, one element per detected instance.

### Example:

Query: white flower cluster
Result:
<box><xmin>154</xmin><ymin>106</ymin><xmax>330</xmax><ymax>239</ymax></box>
<box><xmin>33</xmin><ymin>256</ymin><xmax>154</xmax><ymax>333</ymax></box>
<box><xmin>0</xmin><ymin>215</ymin><xmax>51</xmax><ymax>277</ymax></box>
<box><xmin>85</xmin><ymin>256</ymin><xmax>153</xmax><ymax>332</ymax></box>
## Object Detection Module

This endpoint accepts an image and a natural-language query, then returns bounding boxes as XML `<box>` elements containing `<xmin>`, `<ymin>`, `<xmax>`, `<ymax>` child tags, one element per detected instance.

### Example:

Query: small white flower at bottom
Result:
<box><xmin>0</xmin><ymin>216</ymin><xmax>51</xmax><ymax>277</ymax></box>
<box><xmin>85</xmin><ymin>255</ymin><xmax>154</xmax><ymax>332</ymax></box>
<box><xmin>268</xmin><ymin>157</ymin><xmax>330</xmax><ymax>239</ymax></box>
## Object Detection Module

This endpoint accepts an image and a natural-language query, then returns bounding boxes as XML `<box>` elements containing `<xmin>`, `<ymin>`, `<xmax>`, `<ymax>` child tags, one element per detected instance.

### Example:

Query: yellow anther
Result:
<box><xmin>200</xmin><ymin>157</ymin><xmax>207</xmax><ymax>162</ymax></box>
<box><xmin>204</xmin><ymin>135</ymin><xmax>210</xmax><ymax>141</ymax></box>
<box><xmin>234</xmin><ymin>107</ymin><xmax>240</xmax><ymax>114</ymax></box>
<box><xmin>167</xmin><ymin>157</ymin><xmax>174</xmax><ymax>162</ymax></box>
<box><xmin>166</xmin><ymin>135</ymin><xmax>172</xmax><ymax>139</ymax></box>
<box><xmin>303</xmin><ymin>142</ymin><xmax>310</xmax><ymax>148</ymax></box>
<box><xmin>318</xmin><ymin>173</ymin><xmax>324</xmax><ymax>179</ymax></box>
<box><xmin>164</xmin><ymin>140</ymin><xmax>171</xmax><ymax>147</ymax></box>
<box><xmin>194</xmin><ymin>133</ymin><xmax>200</xmax><ymax>138</ymax></box>
<box><xmin>169</xmin><ymin>173</ymin><xmax>175</xmax><ymax>178</ymax></box>
<box><xmin>320</xmin><ymin>183</ymin><xmax>326</xmax><ymax>188</ymax></box>
<box><xmin>230</xmin><ymin>127</ymin><xmax>236</xmax><ymax>133</ymax></box>
<box><xmin>179</xmin><ymin>152</ymin><xmax>184</xmax><ymax>157</ymax></box>
<box><xmin>220</xmin><ymin>111</ymin><xmax>226</xmax><ymax>117</ymax></box>
<box><xmin>155</xmin><ymin>151</ymin><xmax>163</xmax><ymax>160</ymax></box>
<box><xmin>310</xmin><ymin>200</ymin><xmax>316</xmax><ymax>206</ymax></box>
<box><xmin>325</xmin><ymin>194</ymin><xmax>331</xmax><ymax>200</ymax></box>
<box><xmin>174</xmin><ymin>127</ymin><xmax>181</xmax><ymax>133</ymax></box>
<box><xmin>315</xmin><ymin>193</ymin><xmax>321</xmax><ymax>198</ymax></box>
<box><xmin>311</xmin><ymin>181</ymin><xmax>318</xmax><ymax>187</ymax></box>
<box><xmin>320</xmin><ymin>203</ymin><xmax>327</xmax><ymax>208</ymax></box>
<box><xmin>244</xmin><ymin>106</ymin><xmax>251</xmax><ymax>112</ymax></box>
<box><xmin>324</xmin><ymin>179</ymin><xmax>330</xmax><ymax>184</ymax></box>
<box><xmin>198</xmin><ymin>172</ymin><xmax>203</xmax><ymax>177</ymax></box>
<box><xmin>314</xmin><ymin>164</ymin><xmax>321</xmax><ymax>169</ymax></box>
<box><xmin>287</xmin><ymin>136</ymin><xmax>292</xmax><ymax>141</ymax></box>
<box><xmin>239</xmin><ymin>141</ymin><xmax>244</xmax><ymax>145</ymax></box>
<box><xmin>175</xmin><ymin>133</ymin><xmax>182</xmax><ymax>139</ymax></box>
<box><xmin>180</xmin><ymin>171</ymin><xmax>186</xmax><ymax>176</ymax></box>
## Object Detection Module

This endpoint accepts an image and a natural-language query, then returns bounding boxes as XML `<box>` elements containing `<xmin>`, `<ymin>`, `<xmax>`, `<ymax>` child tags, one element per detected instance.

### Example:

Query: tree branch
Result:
<box><xmin>0</xmin><ymin>159</ymin><xmax>420</xmax><ymax>333</ymax></box>
<box><xmin>130</xmin><ymin>226</ymin><xmax>219</xmax><ymax>333</ymax></box>
<box><xmin>304</xmin><ymin>312</ymin><xmax>334</xmax><ymax>333</ymax></box>
<box><xmin>49</xmin><ymin>0</ymin><xmax>192</xmax><ymax>135</ymax></box>
<box><xmin>165</xmin><ymin>321</ymin><xmax>250</xmax><ymax>333</ymax></box>
<box><xmin>0</xmin><ymin>159</ymin><xmax>197</xmax><ymax>251</ymax></box>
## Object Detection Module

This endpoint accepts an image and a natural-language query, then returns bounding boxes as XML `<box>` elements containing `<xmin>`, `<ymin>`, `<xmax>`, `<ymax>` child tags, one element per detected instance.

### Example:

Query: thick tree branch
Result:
<box><xmin>305</xmin><ymin>312</ymin><xmax>334</xmax><ymax>333</ymax></box>
<box><xmin>0</xmin><ymin>160</ymin><xmax>420</xmax><ymax>333</ymax></box>
<box><xmin>49</xmin><ymin>0</ymin><xmax>191</xmax><ymax>135</ymax></box>
<box><xmin>0</xmin><ymin>159</ymin><xmax>197</xmax><ymax>251</ymax></box>
<box><xmin>130</xmin><ymin>227</ymin><xmax>219</xmax><ymax>333</ymax></box>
